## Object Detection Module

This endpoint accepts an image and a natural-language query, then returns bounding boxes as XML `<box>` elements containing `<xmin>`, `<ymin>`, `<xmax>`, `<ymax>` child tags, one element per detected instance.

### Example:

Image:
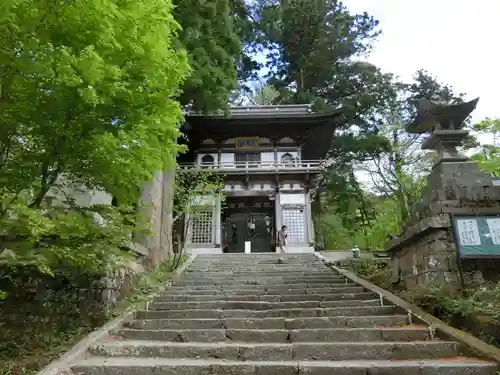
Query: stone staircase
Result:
<box><xmin>72</xmin><ymin>254</ymin><xmax>497</xmax><ymax>375</ymax></box>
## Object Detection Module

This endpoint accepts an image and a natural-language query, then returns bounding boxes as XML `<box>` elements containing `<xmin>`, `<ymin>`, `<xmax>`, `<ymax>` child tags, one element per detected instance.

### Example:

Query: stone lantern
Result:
<box><xmin>406</xmin><ymin>96</ymin><xmax>479</xmax><ymax>166</ymax></box>
<box><xmin>403</xmin><ymin>96</ymin><xmax>494</xmax><ymax>211</ymax></box>
<box><xmin>385</xmin><ymin>96</ymin><xmax>500</xmax><ymax>289</ymax></box>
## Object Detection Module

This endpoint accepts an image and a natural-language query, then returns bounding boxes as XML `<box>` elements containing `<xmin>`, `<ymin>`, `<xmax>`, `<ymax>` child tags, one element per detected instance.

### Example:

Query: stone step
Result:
<box><xmin>90</xmin><ymin>340</ymin><xmax>459</xmax><ymax>361</ymax></box>
<box><xmin>127</xmin><ymin>315</ymin><xmax>410</xmax><ymax>330</ymax></box>
<box><xmin>187</xmin><ymin>263</ymin><xmax>327</xmax><ymax>267</ymax></box>
<box><xmin>187</xmin><ymin>266</ymin><xmax>328</xmax><ymax>271</ymax></box>
<box><xmin>135</xmin><ymin>306</ymin><xmax>397</xmax><ymax>320</ymax></box>
<box><xmin>192</xmin><ymin>256</ymin><xmax>320</xmax><ymax>259</ymax></box>
<box><xmin>179</xmin><ymin>274</ymin><xmax>345</xmax><ymax>280</ymax></box>
<box><xmin>192</xmin><ymin>256</ymin><xmax>319</xmax><ymax>258</ymax></box>
<box><xmin>68</xmin><ymin>254</ymin><xmax>497</xmax><ymax>375</ymax></box>
<box><xmin>162</xmin><ymin>285</ymin><xmax>362</xmax><ymax>294</ymax></box>
<box><xmin>186</xmin><ymin>265</ymin><xmax>326</xmax><ymax>276</ymax></box>
<box><xmin>189</xmin><ymin>262</ymin><xmax>324</xmax><ymax>266</ymax></box>
<box><xmin>72</xmin><ymin>357</ymin><xmax>497</xmax><ymax>375</ymax></box>
<box><xmin>191</xmin><ymin>261</ymin><xmax>324</xmax><ymax>264</ymax></box>
<box><xmin>173</xmin><ymin>277</ymin><xmax>348</xmax><ymax>285</ymax></box>
<box><xmin>179</xmin><ymin>273</ymin><xmax>345</xmax><ymax>278</ymax></box>
<box><xmin>149</xmin><ymin>299</ymin><xmax>383</xmax><ymax>311</ymax></box>
<box><xmin>154</xmin><ymin>291</ymin><xmax>377</xmax><ymax>302</ymax></box>
<box><xmin>159</xmin><ymin>289</ymin><xmax>364</xmax><ymax>297</ymax></box>
<box><xmin>183</xmin><ymin>270</ymin><xmax>337</xmax><ymax>275</ymax></box>
<box><xmin>187</xmin><ymin>265</ymin><xmax>326</xmax><ymax>269</ymax></box>
<box><xmin>116</xmin><ymin>326</ymin><xmax>433</xmax><ymax>343</ymax></box>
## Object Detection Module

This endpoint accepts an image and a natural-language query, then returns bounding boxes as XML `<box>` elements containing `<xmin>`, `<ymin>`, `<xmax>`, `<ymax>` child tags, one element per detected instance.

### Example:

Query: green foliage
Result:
<box><xmin>339</xmin><ymin>258</ymin><xmax>393</xmax><ymax>290</ymax></box>
<box><xmin>110</xmin><ymin>256</ymin><xmax>187</xmax><ymax>316</ymax></box>
<box><xmin>315</xmin><ymin>70</ymin><xmax>463</xmax><ymax>251</ymax></box>
<box><xmin>172</xmin><ymin>168</ymin><xmax>225</xmax><ymax>248</ymax></box>
<box><xmin>400</xmin><ymin>281</ymin><xmax>500</xmax><ymax>323</ymax></box>
<box><xmin>173</xmin><ymin>168</ymin><xmax>225</xmax><ymax>222</ymax></box>
<box><xmin>0</xmin><ymin>0</ymin><xmax>189</xmax><ymax>205</ymax></box>
<box><xmin>340</xmin><ymin>258</ymin><xmax>388</xmax><ymax>277</ymax></box>
<box><xmin>258</xmin><ymin>0</ymin><xmax>379</xmax><ymax>95</ymax></box>
<box><xmin>472</xmin><ymin>118</ymin><xmax>500</xmax><ymax>176</ymax></box>
<box><xmin>0</xmin><ymin>0</ymin><xmax>189</xmax><ymax>280</ymax></box>
<box><xmin>0</xmin><ymin>257</ymin><xmax>187</xmax><ymax>375</ymax></box>
<box><xmin>174</xmin><ymin>0</ymin><xmax>242</xmax><ymax>112</ymax></box>
<box><xmin>0</xmin><ymin>201</ymin><xmax>137</xmax><ymax>279</ymax></box>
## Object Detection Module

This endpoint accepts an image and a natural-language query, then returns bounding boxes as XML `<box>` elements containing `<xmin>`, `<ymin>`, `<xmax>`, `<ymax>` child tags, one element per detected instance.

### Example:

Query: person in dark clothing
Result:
<box><xmin>231</xmin><ymin>223</ymin><xmax>238</xmax><ymax>244</ymax></box>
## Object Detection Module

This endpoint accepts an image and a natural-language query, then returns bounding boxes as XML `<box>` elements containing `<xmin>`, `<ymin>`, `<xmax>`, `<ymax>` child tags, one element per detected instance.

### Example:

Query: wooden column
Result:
<box><xmin>273</xmin><ymin>139</ymin><xmax>278</xmax><ymax>165</ymax></box>
<box><xmin>274</xmin><ymin>191</ymin><xmax>282</xmax><ymax>231</ymax></box>
<box><xmin>217</xmin><ymin>140</ymin><xmax>222</xmax><ymax>167</ymax></box>
<box><xmin>214</xmin><ymin>195</ymin><xmax>221</xmax><ymax>247</ymax></box>
<box><xmin>305</xmin><ymin>191</ymin><xmax>314</xmax><ymax>245</ymax></box>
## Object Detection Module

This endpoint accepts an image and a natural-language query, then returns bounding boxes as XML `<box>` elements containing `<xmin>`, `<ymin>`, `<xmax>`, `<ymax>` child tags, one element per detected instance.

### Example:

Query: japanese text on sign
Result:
<box><xmin>486</xmin><ymin>218</ymin><xmax>500</xmax><ymax>245</ymax></box>
<box><xmin>235</xmin><ymin>137</ymin><xmax>259</xmax><ymax>149</ymax></box>
<box><xmin>456</xmin><ymin>219</ymin><xmax>481</xmax><ymax>246</ymax></box>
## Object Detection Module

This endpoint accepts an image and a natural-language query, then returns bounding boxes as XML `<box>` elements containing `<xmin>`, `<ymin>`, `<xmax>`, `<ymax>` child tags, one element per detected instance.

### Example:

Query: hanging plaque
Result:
<box><xmin>235</xmin><ymin>137</ymin><xmax>260</xmax><ymax>150</ymax></box>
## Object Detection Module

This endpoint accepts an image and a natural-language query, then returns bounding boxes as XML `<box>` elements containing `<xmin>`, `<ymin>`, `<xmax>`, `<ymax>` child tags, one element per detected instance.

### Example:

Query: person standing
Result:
<box><xmin>264</xmin><ymin>214</ymin><xmax>271</xmax><ymax>234</ymax></box>
<box><xmin>248</xmin><ymin>216</ymin><xmax>256</xmax><ymax>238</ymax></box>
<box><xmin>232</xmin><ymin>223</ymin><xmax>238</xmax><ymax>244</ymax></box>
<box><xmin>277</xmin><ymin>225</ymin><xmax>287</xmax><ymax>253</ymax></box>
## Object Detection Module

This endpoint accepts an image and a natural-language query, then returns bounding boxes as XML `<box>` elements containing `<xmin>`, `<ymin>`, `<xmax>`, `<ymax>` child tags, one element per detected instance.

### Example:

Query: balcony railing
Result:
<box><xmin>179</xmin><ymin>160</ymin><xmax>323</xmax><ymax>173</ymax></box>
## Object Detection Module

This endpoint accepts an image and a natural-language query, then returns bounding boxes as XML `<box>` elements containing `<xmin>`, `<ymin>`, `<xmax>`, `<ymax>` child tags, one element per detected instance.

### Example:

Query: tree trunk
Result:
<box><xmin>135</xmin><ymin>171</ymin><xmax>164</xmax><ymax>267</ymax></box>
<box><xmin>160</xmin><ymin>163</ymin><xmax>176</xmax><ymax>259</ymax></box>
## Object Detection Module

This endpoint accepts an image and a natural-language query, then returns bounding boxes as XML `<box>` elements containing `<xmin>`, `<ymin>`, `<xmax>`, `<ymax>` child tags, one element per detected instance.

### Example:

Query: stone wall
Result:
<box><xmin>100</xmin><ymin>256</ymin><xmax>146</xmax><ymax>312</ymax></box>
<box><xmin>390</xmin><ymin>208</ymin><xmax>500</xmax><ymax>289</ymax></box>
<box><xmin>390</xmin><ymin>224</ymin><xmax>457</xmax><ymax>289</ymax></box>
<box><xmin>0</xmin><ymin>252</ymin><xmax>146</xmax><ymax>357</ymax></box>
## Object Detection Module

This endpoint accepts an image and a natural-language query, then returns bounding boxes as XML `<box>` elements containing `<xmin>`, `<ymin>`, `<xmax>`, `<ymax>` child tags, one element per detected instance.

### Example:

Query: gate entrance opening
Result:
<box><xmin>222</xmin><ymin>196</ymin><xmax>275</xmax><ymax>253</ymax></box>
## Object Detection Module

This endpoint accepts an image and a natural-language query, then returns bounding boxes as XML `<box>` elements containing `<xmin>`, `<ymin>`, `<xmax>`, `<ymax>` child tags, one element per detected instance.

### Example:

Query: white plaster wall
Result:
<box><xmin>220</xmin><ymin>153</ymin><xmax>234</xmax><ymax>166</ymax></box>
<box><xmin>280</xmin><ymin>192</ymin><xmax>306</xmax><ymax>205</ymax></box>
<box><xmin>261</xmin><ymin>152</ymin><xmax>275</xmax><ymax>163</ymax></box>
<box><xmin>47</xmin><ymin>175</ymin><xmax>113</xmax><ymax>208</ymax></box>
<box><xmin>89</xmin><ymin>190</ymin><xmax>113</xmax><ymax>205</ymax></box>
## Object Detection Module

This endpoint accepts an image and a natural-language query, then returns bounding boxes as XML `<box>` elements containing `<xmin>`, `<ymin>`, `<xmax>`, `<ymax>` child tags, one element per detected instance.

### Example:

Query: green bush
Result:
<box><xmin>0</xmin><ymin>257</ymin><xmax>186</xmax><ymax>375</ymax></box>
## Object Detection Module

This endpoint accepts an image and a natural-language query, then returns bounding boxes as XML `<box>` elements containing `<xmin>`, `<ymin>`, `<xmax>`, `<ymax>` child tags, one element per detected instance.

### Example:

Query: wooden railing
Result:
<box><xmin>178</xmin><ymin>160</ymin><xmax>323</xmax><ymax>172</ymax></box>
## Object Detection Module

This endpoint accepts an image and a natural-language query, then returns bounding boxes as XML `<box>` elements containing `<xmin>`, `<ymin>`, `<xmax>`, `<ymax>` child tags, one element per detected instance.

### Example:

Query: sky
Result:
<box><xmin>327</xmin><ymin>1</ymin><xmax>500</xmax><ymax>184</ymax></box>
<box><xmin>251</xmin><ymin>1</ymin><xmax>499</xmax><ymax>144</ymax></box>
<box><xmin>342</xmin><ymin>0</ymin><xmax>500</xmax><ymax>144</ymax></box>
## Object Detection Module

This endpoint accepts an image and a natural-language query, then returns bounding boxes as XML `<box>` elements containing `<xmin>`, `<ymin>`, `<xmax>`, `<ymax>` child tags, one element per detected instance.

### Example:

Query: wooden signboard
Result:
<box><xmin>235</xmin><ymin>137</ymin><xmax>260</xmax><ymax>150</ymax></box>
<box><xmin>451</xmin><ymin>215</ymin><xmax>500</xmax><ymax>258</ymax></box>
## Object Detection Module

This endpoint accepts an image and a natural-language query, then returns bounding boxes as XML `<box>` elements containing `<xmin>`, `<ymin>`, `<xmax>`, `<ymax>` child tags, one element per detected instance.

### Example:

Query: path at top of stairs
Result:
<box><xmin>72</xmin><ymin>254</ymin><xmax>497</xmax><ymax>375</ymax></box>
